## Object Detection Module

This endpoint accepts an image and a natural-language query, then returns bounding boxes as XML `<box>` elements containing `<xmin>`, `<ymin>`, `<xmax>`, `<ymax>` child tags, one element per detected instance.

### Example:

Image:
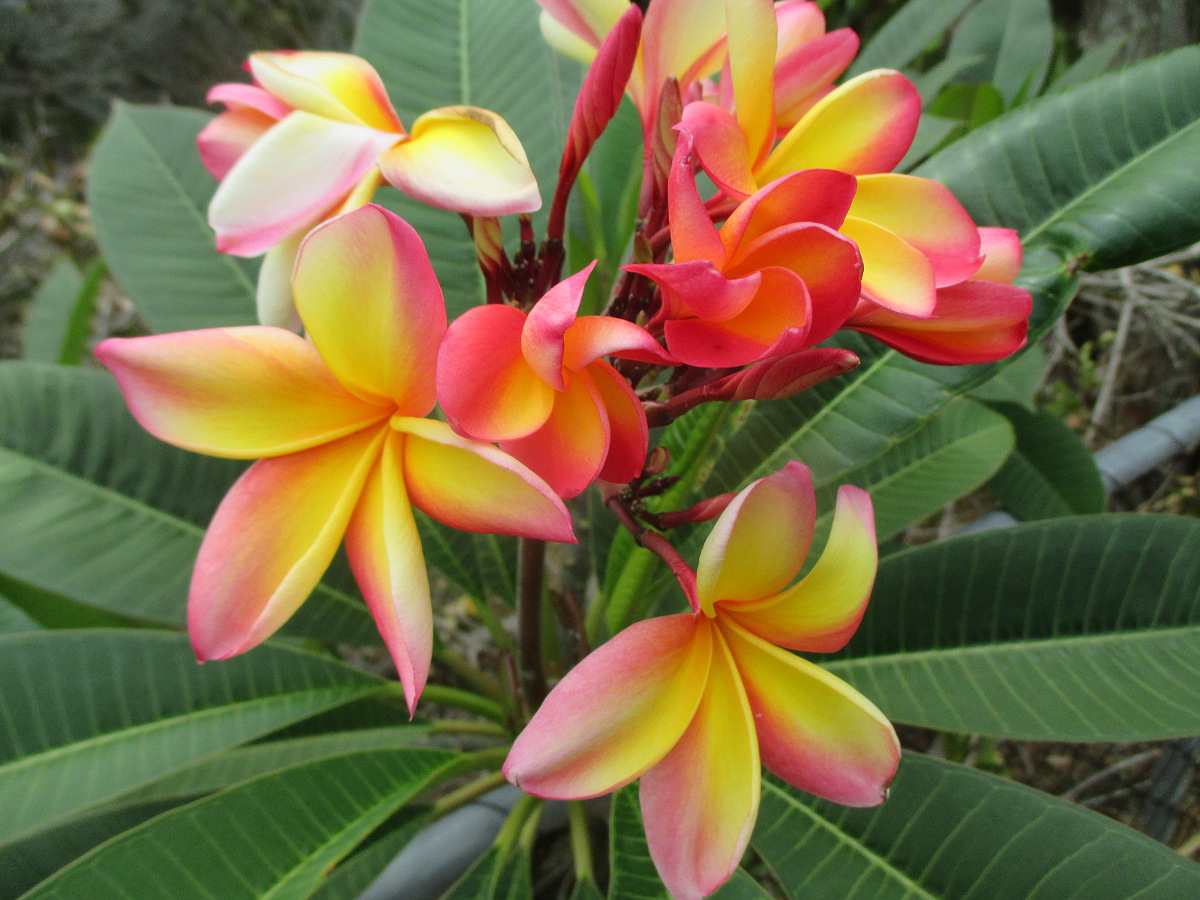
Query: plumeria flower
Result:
<box><xmin>682</xmin><ymin>0</ymin><xmax>988</xmax><ymax>320</ymax></box>
<box><xmin>534</xmin><ymin>0</ymin><xmax>729</xmax><ymax>132</ymax></box>
<box><xmin>437</xmin><ymin>262</ymin><xmax>675</xmax><ymax>497</ymax></box>
<box><xmin>96</xmin><ymin>205</ymin><xmax>574</xmax><ymax>714</ymax></box>
<box><xmin>846</xmin><ymin>225</ymin><xmax>1033</xmax><ymax>364</ymax></box>
<box><xmin>627</xmin><ymin>133</ymin><xmax>862</xmax><ymax>366</ymax></box>
<box><xmin>198</xmin><ymin>51</ymin><xmax>541</xmax><ymax>327</ymax></box>
<box><xmin>505</xmin><ymin>461</ymin><xmax>899</xmax><ymax>899</ymax></box>
<box><xmin>708</xmin><ymin>0</ymin><xmax>859</xmax><ymax>139</ymax></box>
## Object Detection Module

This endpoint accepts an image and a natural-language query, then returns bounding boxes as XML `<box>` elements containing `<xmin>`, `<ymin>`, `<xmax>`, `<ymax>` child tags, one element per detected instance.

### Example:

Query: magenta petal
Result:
<box><xmin>626</xmin><ymin>260</ymin><xmax>762</xmax><ymax>322</ymax></box>
<box><xmin>680</xmin><ymin>102</ymin><xmax>759</xmax><ymax>199</ymax></box>
<box><xmin>523</xmin><ymin>262</ymin><xmax>596</xmax><ymax>388</ymax></box>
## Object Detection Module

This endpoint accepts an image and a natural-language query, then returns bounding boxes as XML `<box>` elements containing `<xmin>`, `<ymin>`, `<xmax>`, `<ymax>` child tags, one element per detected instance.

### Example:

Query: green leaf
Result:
<box><xmin>22</xmin><ymin>748</ymin><xmax>458</xmax><ymax>900</ymax></box>
<box><xmin>969</xmin><ymin>343</ymin><xmax>1046</xmax><ymax>409</ymax></box>
<box><xmin>609</xmin><ymin>786</ymin><xmax>668</xmax><ymax>900</ymax></box>
<box><xmin>0</xmin><ymin>629</ymin><xmax>382</xmax><ymax>845</ymax></box>
<box><xmin>582</xmin><ymin>97</ymin><xmax>643</xmax><ymax>302</ymax></box>
<box><xmin>753</xmin><ymin>754</ymin><xmax>1200</xmax><ymax>899</ymax></box>
<box><xmin>442</xmin><ymin>845</ymin><xmax>533</xmax><ymax>900</ymax></box>
<box><xmin>918</xmin><ymin>45</ymin><xmax>1200</xmax><ymax>270</ymax></box>
<box><xmin>109</xmin><ymin>727</ymin><xmax>430</xmax><ymax>808</ymax></box>
<box><xmin>0</xmin><ymin>798</ymin><xmax>183</xmax><ymax>897</ymax></box>
<box><xmin>415</xmin><ymin>509</ymin><xmax>517</xmax><ymax>605</ymax></box>
<box><xmin>848</xmin><ymin>0</ymin><xmax>979</xmax><ymax>77</ymax></box>
<box><xmin>22</xmin><ymin>259</ymin><xmax>101</xmax><ymax>365</ymax></box>
<box><xmin>22</xmin><ymin>260</ymin><xmax>81</xmax><ymax>362</ymax></box>
<box><xmin>0</xmin><ymin>589</ymin><xmax>40</xmax><ymax>634</ymax></box>
<box><xmin>569</xmin><ymin>876</ymin><xmax>606</xmax><ymax>900</ymax></box>
<box><xmin>827</xmin><ymin>515</ymin><xmax>1200</xmax><ymax>740</ymax></box>
<box><xmin>897</xmin><ymin>114</ymin><xmax>960</xmax><ymax>171</ymax></box>
<box><xmin>1048</xmin><ymin>34</ymin><xmax>1128</xmax><ymax>94</ymax></box>
<box><xmin>0</xmin><ymin>362</ymin><xmax>376</xmax><ymax>642</ymax></box>
<box><xmin>987</xmin><ymin>401</ymin><xmax>1106</xmax><ymax>519</ymax></box>
<box><xmin>823</xmin><ymin>398</ymin><xmax>1014</xmax><ymax>541</ymax></box>
<box><xmin>89</xmin><ymin>103</ymin><xmax>258</xmax><ymax>332</ymax></box>
<box><xmin>944</xmin><ymin>0</ymin><xmax>1054</xmax><ymax>104</ymax></box>
<box><xmin>927</xmin><ymin>81</ymin><xmax>1006</xmax><ymax>131</ymax></box>
<box><xmin>710</xmin><ymin>870</ymin><xmax>774</xmax><ymax>899</ymax></box>
<box><xmin>308</xmin><ymin>810</ymin><xmax>431</xmax><ymax>900</ymax></box>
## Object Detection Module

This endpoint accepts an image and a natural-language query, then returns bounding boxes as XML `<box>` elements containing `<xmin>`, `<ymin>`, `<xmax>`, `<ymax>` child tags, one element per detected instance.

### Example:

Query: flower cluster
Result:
<box><xmin>98</xmin><ymin>2</ymin><xmax>1033</xmax><ymax>897</ymax></box>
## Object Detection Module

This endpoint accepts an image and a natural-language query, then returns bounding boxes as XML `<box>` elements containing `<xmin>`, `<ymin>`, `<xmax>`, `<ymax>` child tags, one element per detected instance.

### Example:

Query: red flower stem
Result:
<box><xmin>604</xmin><ymin>493</ymin><xmax>698</xmax><ymax>602</ymax></box>
<box><xmin>516</xmin><ymin>536</ymin><xmax>549</xmax><ymax>712</ymax></box>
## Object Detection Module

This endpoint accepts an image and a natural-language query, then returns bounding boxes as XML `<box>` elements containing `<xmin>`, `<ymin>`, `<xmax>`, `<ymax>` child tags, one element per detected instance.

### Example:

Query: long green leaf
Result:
<box><xmin>0</xmin><ymin>362</ymin><xmax>376</xmax><ymax>641</ymax></box>
<box><xmin>89</xmin><ymin>103</ymin><xmax>258</xmax><ymax>332</ymax></box>
<box><xmin>308</xmin><ymin>810</ymin><xmax>431</xmax><ymax>900</ymax></box>
<box><xmin>22</xmin><ymin>259</ymin><xmax>100</xmax><ymax>366</ymax></box>
<box><xmin>944</xmin><ymin>0</ymin><xmax>1053</xmax><ymax>104</ymax></box>
<box><xmin>0</xmin><ymin>798</ymin><xmax>183</xmax><ymax>898</ymax></box>
<box><xmin>0</xmin><ymin>630</ymin><xmax>382</xmax><ymax>845</ymax></box>
<box><xmin>0</xmin><ymin>590</ymin><xmax>40</xmax><ymax>635</ymax></box>
<box><xmin>968</xmin><ymin>343</ymin><xmax>1045</xmax><ymax>409</ymax></box>
<box><xmin>608</xmin><ymin>787</ymin><xmax>668</xmax><ymax>900</ymax></box>
<box><xmin>987</xmin><ymin>401</ymin><xmax>1106</xmax><ymax>519</ymax></box>
<box><xmin>442</xmin><ymin>845</ymin><xmax>533</xmax><ymax>900</ymax></box>
<box><xmin>22</xmin><ymin>748</ymin><xmax>458</xmax><ymax>900</ymax></box>
<box><xmin>827</xmin><ymin>515</ymin><xmax>1200</xmax><ymax>740</ymax></box>
<box><xmin>22</xmin><ymin>260</ymin><xmax>82</xmax><ymax>363</ymax></box>
<box><xmin>848</xmin><ymin>0</ymin><xmax>978</xmax><ymax>77</ymax></box>
<box><xmin>820</xmin><ymin>397</ymin><xmax>1013</xmax><ymax>540</ymax></box>
<box><xmin>753</xmin><ymin>755</ymin><xmax>1200</xmax><ymax>899</ymax></box>
<box><xmin>918</xmin><ymin>45</ymin><xmax>1200</xmax><ymax>269</ymax></box>
<box><xmin>108</xmin><ymin>727</ymin><xmax>429</xmax><ymax>808</ymax></box>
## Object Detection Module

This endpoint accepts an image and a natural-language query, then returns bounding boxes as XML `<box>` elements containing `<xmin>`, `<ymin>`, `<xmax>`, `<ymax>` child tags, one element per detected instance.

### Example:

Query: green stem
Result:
<box><xmin>431</xmin><ymin>769</ymin><xmax>509</xmax><ymax>821</ymax></box>
<box><xmin>420</xmin><ymin>684</ymin><xmax>507</xmax><ymax>723</ymax></box>
<box><xmin>517</xmin><ymin>799</ymin><xmax>546</xmax><ymax>851</ymax></box>
<box><xmin>516</xmin><ymin>537</ymin><xmax>548</xmax><ymax>712</ymax></box>
<box><xmin>494</xmin><ymin>793</ymin><xmax>542</xmax><ymax>855</ymax></box>
<box><xmin>568</xmin><ymin>801</ymin><xmax>594</xmax><ymax>882</ymax></box>
<box><xmin>432</xmin><ymin>645</ymin><xmax>504</xmax><ymax>702</ymax></box>
<box><xmin>429</xmin><ymin>719</ymin><xmax>509</xmax><ymax>739</ymax></box>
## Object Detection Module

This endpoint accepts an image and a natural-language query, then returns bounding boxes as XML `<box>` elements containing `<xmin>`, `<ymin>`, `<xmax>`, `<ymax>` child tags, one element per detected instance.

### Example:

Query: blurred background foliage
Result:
<box><xmin>1</xmin><ymin>0</ymin><xmax>1199</xmax><ymax>869</ymax></box>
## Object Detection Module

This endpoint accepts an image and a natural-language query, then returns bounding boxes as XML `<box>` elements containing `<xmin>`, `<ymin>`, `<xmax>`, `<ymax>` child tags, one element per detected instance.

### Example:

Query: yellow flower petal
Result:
<box><xmin>379</xmin><ymin>106</ymin><xmax>541</xmax><ymax>216</ymax></box>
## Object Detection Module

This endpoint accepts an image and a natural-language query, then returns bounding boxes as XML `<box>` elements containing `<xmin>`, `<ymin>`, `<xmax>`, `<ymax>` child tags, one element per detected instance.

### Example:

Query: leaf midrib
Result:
<box><xmin>0</xmin><ymin>683</ymin><xmax>381</xmax><ymax>844</ymax></box>
<box><xmin>1021</xmin><ymin>100</ymin><xmax>1200</xmax><ymax>247</ymax></box>
<box><xmin>113</xmin><ymin>104</ymin><xmax>257</xmax><ymax>303</ymax></box>
<box><xmin>827</xmin><ymin>622</ymin><xmax>1200</xmax><ymax>671</ymax></box>
<box><xmin>758</xmin><ymin>780</ymin><xmax>938</xmax><ymax>900</ymax></box>
<box><xmin>256</xmin><ymin>755</ymin><xmax>457</xmax><ymax>900</ymax></box>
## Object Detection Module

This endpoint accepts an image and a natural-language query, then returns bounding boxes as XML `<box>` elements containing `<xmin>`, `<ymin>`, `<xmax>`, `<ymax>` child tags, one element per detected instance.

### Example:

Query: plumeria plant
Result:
<box><xmin>2</xmin><ymin>0</ymin><xmax>1200</xmax><ymax>898</ymax></box>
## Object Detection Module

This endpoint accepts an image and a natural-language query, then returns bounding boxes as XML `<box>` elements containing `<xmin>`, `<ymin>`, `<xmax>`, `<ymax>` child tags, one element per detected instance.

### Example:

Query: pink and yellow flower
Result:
<box><xmin>846</xmin><ymin>225</ymin><xmax>1032</xmax><ymax>364</ymax></box>
<box><xmin>436</xmin><ymin>262</ymin><xmax>675</xmax><ymax>498</ymax></box>
<box><xmin>504</xmin><ymin>462</ymin><xmax>899</xmax><ymax>899</ymax></box>
<box><xmin>96</xmin><ymin>205</ymin><xmax>574</xmax><ymax>714</ymax></box>
<box><xmin>534</xmin><ymin>0</ymin><xmax>729</xmax><ymax>132</ymax></box>
<box><xmin>679</xmin><ymin>0</ymin><xmax>990</xmax><ymax>320</ymax></box>
<box><xmin>198</xmin><ymin>51</ymin><xmax>541</xmax><ymax>326</ymax></box>
<box><xmin>626</xmin><ymin>134</ymin><xmax>862</xmax><ymax>367</ymax></box>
